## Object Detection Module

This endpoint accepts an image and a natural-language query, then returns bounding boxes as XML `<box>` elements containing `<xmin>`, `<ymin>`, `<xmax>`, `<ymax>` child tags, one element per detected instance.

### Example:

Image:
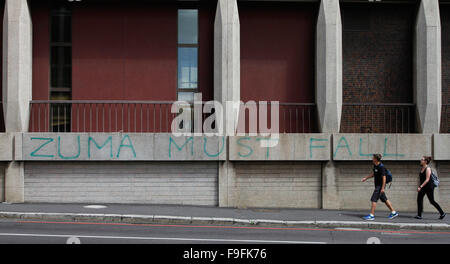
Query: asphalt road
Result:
<box><xmin>0</xmin><ymin>219</ymin><xmax>449</xmax><ymax>244</ymax></box>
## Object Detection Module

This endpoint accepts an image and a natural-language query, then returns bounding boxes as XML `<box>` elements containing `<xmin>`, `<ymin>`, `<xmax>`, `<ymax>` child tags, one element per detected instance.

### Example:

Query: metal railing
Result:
<box><xmin>236</xmin><ymin>102</ymin><xmax>317</xmax><ymax>134</ymax></box>
<box><xmin>29</xmin><ymin>100</ymin><xmax>318</xmax><ymax>134</ymax></box>
<box><xmin>341</xmin><ymin>103</ymin><xmax>415</xmax><ymax>133</ymax></box>
<box><xmin>441</xmin><ymin>104</ymin><xmax>450</xmax><ymax>133</ymax></box>
<box><xmin>279</xmin><ymin>103</ymin><xmax>317</xmax><ymax>133</ymax></box>
<box><xmin>29</xmin><ymin>100</ymin><xmax>179</xmax><ymax>133</ymax></box>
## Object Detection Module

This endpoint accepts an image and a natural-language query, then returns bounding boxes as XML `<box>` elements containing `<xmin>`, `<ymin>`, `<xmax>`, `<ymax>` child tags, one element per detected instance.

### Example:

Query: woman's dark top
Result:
<box><xmin>419</xmin><ymin>167</ymin><xmax>433</xmax><ymax>189</ymax></box>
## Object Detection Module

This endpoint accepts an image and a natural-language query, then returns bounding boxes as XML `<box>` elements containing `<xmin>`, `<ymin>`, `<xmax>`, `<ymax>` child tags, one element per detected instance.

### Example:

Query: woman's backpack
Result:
<box><xmin>428</xmin><ymin>167</ymin><xmax>440</xmax><ymax>188</ymax></box>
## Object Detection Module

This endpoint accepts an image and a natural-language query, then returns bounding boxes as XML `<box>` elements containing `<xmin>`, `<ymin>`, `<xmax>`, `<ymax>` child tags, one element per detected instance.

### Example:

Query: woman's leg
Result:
<box><xmin>417</xmin><ymin>190</ymin><xmax>425</xmax><ymax>217</ymax></box>
<box><xmin>425</xmin><ymin>188</ymin><xmax>444</xmax><ymax>215</ymax></box>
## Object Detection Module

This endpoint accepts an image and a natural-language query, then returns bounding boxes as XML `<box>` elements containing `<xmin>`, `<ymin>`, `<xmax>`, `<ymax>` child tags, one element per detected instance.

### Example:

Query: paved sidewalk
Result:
<box><xmin>0</xmin><ymin>203</ymin><xmax>448</xmax><ymax>231</ymax></box>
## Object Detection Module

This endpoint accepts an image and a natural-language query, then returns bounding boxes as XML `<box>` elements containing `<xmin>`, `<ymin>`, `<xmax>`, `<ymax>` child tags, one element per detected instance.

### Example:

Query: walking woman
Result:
<box><xmin>415</xmin><ymin>156</ymin><xmax>446</xmax><ymax>220</ymax></box>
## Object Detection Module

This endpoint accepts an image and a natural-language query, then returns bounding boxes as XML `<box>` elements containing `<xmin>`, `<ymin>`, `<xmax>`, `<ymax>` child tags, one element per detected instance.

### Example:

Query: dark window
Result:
<box><xmin>177</xmin><ymin>9</ymin><xmax>198</xmax><ymax>102</ymax></box>
<box><xmin>50</xmin><ymin>6</ymin><xmax>72</xmax><ymax>132</ymax></box>
<box><xmin>342</xmin><ymin>5</ymin><xmax>371</xmax><ymax>32</ymax></box>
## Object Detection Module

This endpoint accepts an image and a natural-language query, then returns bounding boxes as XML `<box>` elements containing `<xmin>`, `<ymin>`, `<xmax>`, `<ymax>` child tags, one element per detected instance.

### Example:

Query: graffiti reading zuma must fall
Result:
<box><xmin>26</xmin><ymin>134</ymin><xmax>226</xmax><ymax>160</ymax></box>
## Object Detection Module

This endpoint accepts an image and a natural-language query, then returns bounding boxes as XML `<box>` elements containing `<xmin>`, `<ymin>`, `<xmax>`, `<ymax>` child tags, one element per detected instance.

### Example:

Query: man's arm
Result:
<box><xmin>362</xmin><ymin>173</ymin><xmax>374</xmax><ymax>182</ymax></box>
<box><xmin>381</xmin><ymin>175</ymin><xmax>386</xmax><ymax>193</ymax></box>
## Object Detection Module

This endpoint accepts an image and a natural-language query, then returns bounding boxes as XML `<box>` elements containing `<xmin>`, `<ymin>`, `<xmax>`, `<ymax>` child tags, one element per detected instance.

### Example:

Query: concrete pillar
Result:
<box><xmin>322</xmin><ymin>160</ymin><xmax>340</xmax><ymax>209</ymax></box>
<box><xmin>316</xmin><ymin>1</ymin><xmax>342</xmax><ymax>209</ymax></box>
<box><xmin>2</xmin><ymin>0</ymin><xmax>32</xmax><ymax>203</ymax></box>
<box><xmin>214</xmin><ymin>0</ymin><xmax>240</xmax><ymax>207</ymax></box>
<box><xmin>316</xmin><ymin>0</ymin><xmax>342</xmax><ymax>134</ymax></box>
<box><xmin>414</xmin><ymin>0</ymin><xmax>441</xmax><ymax>133</ymax></box>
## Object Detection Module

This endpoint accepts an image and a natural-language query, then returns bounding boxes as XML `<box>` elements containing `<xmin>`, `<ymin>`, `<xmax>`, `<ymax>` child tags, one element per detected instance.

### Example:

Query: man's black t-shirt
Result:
<box><xmin>373</xmin><ymin>163</ymin><xmax>387</xmax><ymax>187</ymax></box>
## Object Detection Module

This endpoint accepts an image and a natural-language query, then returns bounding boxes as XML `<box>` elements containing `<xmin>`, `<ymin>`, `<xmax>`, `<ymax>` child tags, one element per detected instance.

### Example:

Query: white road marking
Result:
<box><xmin>83</xmin><ymin>205</ymin><xmax>107</xmax><ymax>209</ymax></box>
<box><xmin>334</xmin><ymin>228</ymin><xmax>363</xmax><ymax>231</ymax></box>
<box><xmin>0</xmin><ymin>233</ymin><xmax>326</xmax><ymax>244</ymax></box>
<box><xmin>381</xmin><ymin>232</ymin><xmax>410</xmax><ymax>236</ymax></box>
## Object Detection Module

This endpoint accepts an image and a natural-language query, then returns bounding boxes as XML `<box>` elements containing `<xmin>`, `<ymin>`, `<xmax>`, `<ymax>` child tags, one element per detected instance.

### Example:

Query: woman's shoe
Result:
<box><xmin>439</xmin><ymin>213</ymin><xmax>446</xmax><ymax>220</ymax></box>
<box><xmin>414</xmin><ymin>215</ymin><xmax>422</xmax><ymax>219</ymax></box>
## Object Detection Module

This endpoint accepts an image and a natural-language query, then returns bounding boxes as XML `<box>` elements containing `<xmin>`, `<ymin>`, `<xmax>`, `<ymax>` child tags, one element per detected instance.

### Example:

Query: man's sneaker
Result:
<box><xmin>414</xmin><ymin>215</ymin><xmax>423</xmax><ymax>220</ymax></box>
<box><xmin>439</xmin><ymin>213</ymin><xmax>446</xmax><ymax>220</ymax></box>
<box><xmin>388</xmin><ymin>212</ymin><xmax>399</xmax><ymax>220</ymax></box>
<box><xmin>363</xmin><ymin>214</ymin><xmax>375</xmax><ymax>221</ymax></box>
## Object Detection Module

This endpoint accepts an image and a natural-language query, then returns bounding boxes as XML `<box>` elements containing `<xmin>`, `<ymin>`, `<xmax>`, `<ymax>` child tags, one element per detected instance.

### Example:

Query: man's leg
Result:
<box><xmin>370</xmin><ymin>202</ymin><xmax>377</xmax><ymax>215</ymax></box>
<box><xmin>385</xmin><ymin>200</ymin><xmax>395</xmax><ymax>212</ymax></box>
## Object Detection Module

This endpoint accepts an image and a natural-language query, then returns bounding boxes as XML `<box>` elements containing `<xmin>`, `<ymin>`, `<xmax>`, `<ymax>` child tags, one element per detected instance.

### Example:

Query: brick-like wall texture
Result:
<box><xmin>336</xmin><ymin>161</ymin><xmax>450</xmax><ymax>213</ymax></box>
<box><xmin>340</xmin><ymin>3</ymin><xmax>416</xmax><ymax>133</ymax></box>
<box><xmin>441</xmin><ymin>4</ymin><xmax>450</xmax><ymax>133</ymax></box>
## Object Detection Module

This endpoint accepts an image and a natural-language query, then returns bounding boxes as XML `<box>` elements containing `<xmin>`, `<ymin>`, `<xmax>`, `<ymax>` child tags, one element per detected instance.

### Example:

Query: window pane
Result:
<box><xmin>178</xmin><ymin>92</ymin><xmax>194</xmax><ymax>102</ymax></box>
<box><xmin>178</xmin><ymin>9</ymin><xmax>198</xmax><ymax>44</ymax></box>
<box><xmin>51</xmin><ymin>65</ymin><xmax>72</xmax><ymax>88</ymax></box>
<box><xmin>178</xmin><ymin>47</ymin><xmax>198</xmax><ymax>89</ymax></box>
<box><xmin>51</xmin><ymin>13</ymin><xmax>71</xmax><ymax>43</ymax></box>
<box><xmin>51</xmin><ymin>46</ymin><xmax>72</xmax><ymax>66</ymax></box>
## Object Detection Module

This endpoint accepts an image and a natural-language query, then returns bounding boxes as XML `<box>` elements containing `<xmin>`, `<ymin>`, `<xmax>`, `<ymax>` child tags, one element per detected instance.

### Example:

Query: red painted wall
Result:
<box><xmin>29</xmin><ymin>1</ymin><xmax>215</xmax><ymax>132</ymax></box>
<box><xmin>0</xmin><ymin>0</ymin><xmax>4</xmax><ymax>132</ymax></box>
<box><xmin>239</xmin><ymin>2</ymin><xmax>316</xmax><ymax>103</ymax></box>
<box><xmin>239</xmin><ymin>2</ymin><xmax>317</xmax><ymax>133</ymax></box>
<box><xmin>72</xmin><ymin>2</ymin><xmax>178</xmax><ymax>101</ymax></box>
<box><xmin>31</xmin><ymin>2</ymin><xmax>50</xmax><ymax>100</ymax></box>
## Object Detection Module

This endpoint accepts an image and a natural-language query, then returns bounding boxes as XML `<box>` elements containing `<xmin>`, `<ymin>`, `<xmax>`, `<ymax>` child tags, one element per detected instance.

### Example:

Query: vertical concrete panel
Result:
<box><xmin>0</xmin><ymin>162</ymin><xmax>5</xmax><ymax>202</ymax></box>
<box><xmin>3</xmin><ymin>0</ymin><xmax>32</xmax><ymax>132</ymax></box>
<box><xmin>3</xmin><ymin>0</ymin><xmax>31</xmax><ymax>203</ymax></box>
<box><xmin>230</xmin><ymin>162</ymin><xmax>322</xmax><ymax>209</ymax></box>
<box><xmin>415</xmin><ymin>0</ymin><xmax>442</xmax><ymax>133</ymax></box>
<box><xmin>316</xmin><ymin>0</ymin><xmax>342</xmax><ymax>133</ymax></box>
<box><xmin>214</xmin><ymin>0</ymin><xmax>240</xmax><ymax>207</ymax></box>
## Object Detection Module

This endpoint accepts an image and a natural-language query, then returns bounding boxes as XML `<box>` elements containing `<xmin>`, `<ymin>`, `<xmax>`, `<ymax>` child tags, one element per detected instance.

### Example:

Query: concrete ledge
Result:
<box><xmin>1</xmin><ymin>211</ymin><xmax>448</xmax><ymax>231</ymax></box>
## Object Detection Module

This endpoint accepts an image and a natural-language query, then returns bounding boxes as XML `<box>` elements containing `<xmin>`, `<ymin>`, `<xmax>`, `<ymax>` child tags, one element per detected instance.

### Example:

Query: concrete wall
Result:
<box><xmin>24</xmin><ymin>161</ymin><xmax>218</xmax><ymax>205</ymax></box>
<box><xmin>18</xmin><ymin>133</ymin><xmax>439</xmax><ymax>162</ymax></box>
<box><xmin>0</xmin><ymin>132</ymin><xmax>448</xmax><ymax>209</ymax></box>
<box><xmin>0</xmin><ymin>162</ymin><xmax>5</xmax><ymax>202</ymax></box>
<box><xmin>332</xmin><ymin>134</ymin><xmax>432</xmax><ymax>161</ymax></box>
<box><xmin>334</xmin><ymin>161</ymin><xmax>444</xmax><ymax>213</ymax></box>
<box><xmin>436</xmin><ymin>161</ymin><xmax>450</xmax><ymax>213</ymax></box>
<box><xmin>229</xmin><ymin>162</ymin><xmax>322</xmax><ymax>209</ymax></box>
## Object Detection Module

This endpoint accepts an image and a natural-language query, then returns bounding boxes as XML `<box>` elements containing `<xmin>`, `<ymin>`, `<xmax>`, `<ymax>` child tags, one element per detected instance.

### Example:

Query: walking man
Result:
<box><xmin>361</xmin><ymin>154</ymin><xmax>398</xmax><ymax>220</ymax></box>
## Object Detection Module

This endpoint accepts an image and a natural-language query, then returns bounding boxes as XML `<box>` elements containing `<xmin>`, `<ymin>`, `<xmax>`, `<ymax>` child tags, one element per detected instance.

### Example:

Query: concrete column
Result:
<box><xmin>214</xmin><ymin>0</ymin><xmax>240</xmax><ymax>207</ymax></box>
<box><xmin>414</xmin><ymin>0</ymin><xmax>441</xmax><ymax>133</ymax></box>
<box><xmin>316</xmin><ymin>0</ymin><xmax>342</xmax><ymax>134</ymax></box>
<box><xmin>316</xmin><ymin>1</ymin><xmax>342</xmax><ymax>209</ymax></box>
<box><xmin>2</xmin><ymin>0</ymin><xmax>32</xmax><ymax>203</ymax></box>
<box><xmin>321</xmin><ymin>160</ymin><xmax>340</xmax><ymax>209</ymax></box>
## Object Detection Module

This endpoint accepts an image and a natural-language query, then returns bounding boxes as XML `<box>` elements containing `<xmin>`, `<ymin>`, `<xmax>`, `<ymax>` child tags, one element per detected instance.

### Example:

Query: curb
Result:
<box><xmin>0</xmin><ymin>211</ymin><xmax>448</xmax><ymax>231</ymax></box>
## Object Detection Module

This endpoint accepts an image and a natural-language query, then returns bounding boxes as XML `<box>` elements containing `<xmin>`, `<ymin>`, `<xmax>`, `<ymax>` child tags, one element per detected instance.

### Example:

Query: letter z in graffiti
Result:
<box><xmin>30</xmin><ymin>137</ymin><xmax>55</xmax><ymax>158</ymax></box>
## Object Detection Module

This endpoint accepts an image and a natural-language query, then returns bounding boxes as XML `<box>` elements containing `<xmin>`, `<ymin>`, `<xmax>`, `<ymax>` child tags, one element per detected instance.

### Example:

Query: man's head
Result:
<box><xmin>372</xmin><ymin>154</ymin><xmax>382</xmax><ymax>165</ymax></box>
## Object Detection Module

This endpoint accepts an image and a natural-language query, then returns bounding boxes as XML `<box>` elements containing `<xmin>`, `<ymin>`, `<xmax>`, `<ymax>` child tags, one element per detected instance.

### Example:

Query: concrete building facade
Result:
<box><xmin>0</xmin><ymin>0</ymin><xmax>449</xmax><ymax>213</ymax></box>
